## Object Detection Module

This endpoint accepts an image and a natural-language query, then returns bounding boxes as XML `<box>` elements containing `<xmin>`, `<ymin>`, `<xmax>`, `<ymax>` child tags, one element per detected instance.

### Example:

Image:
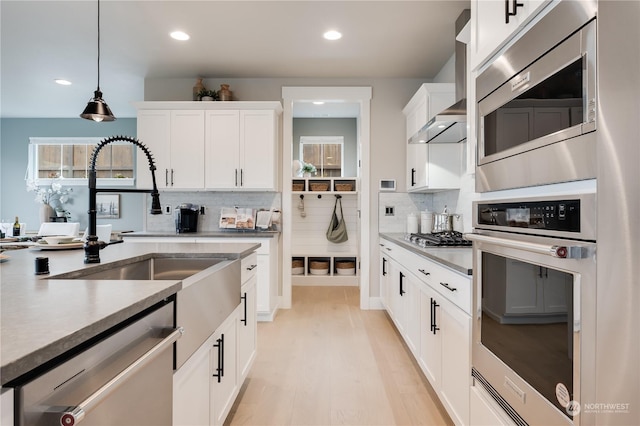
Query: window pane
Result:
<box><xmin>72</xmin><ymin>145</ymin><xmax>88</xmax><ymax>179</ymax></box>
<box><xmin>38</xmin><ymin>145</ymin><xmax>61</xmax><ymax>178</ymax></box>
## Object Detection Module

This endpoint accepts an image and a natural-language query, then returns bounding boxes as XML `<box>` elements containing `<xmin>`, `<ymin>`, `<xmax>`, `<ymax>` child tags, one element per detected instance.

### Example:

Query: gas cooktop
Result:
<box><xmin>404</xmin><ymin>231</ymin><xmax>471</xmax><ymax>248</ymax></box>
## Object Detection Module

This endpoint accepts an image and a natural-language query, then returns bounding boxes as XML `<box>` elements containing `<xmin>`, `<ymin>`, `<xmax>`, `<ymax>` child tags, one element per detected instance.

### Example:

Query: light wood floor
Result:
<box><xmin>225</xmin><ymin>286</ymin><xmax>453</xmax><ymax>426</ymax></box>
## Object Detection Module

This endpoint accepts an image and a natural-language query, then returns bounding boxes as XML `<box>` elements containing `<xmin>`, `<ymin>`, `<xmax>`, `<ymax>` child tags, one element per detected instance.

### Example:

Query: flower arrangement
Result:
<box><xmin>26</xmin><ymin>179</ymin><xmax>73</xmax><ymax>208</ymax></box>
<box><xmin>299</xmin><ymin>162</ymin><xmax>317</xmax><ymax>176</ymax></box>
<box><xmin>197</xmin><ymin>88</ymin><xmax>219</xmax><ymax>101</ymax></box>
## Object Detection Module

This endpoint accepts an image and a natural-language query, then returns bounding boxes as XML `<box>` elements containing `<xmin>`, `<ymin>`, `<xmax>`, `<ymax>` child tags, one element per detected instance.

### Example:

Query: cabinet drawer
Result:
<box><xmin>241</xmin><ymin>253</ymin><xmax>258</xmax><ymax>284</ymax></box>
<box><xmin>392</xmin><ymin>243</ymin><xmax>472</xmax><ymax>315</ymax></box>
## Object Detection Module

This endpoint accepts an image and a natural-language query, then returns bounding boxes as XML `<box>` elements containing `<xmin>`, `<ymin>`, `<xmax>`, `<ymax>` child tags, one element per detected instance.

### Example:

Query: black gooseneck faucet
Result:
<box><xmin>84</xmin><ymin>135</ymin><xmax>162</xmax><ymax>264</ymax></box>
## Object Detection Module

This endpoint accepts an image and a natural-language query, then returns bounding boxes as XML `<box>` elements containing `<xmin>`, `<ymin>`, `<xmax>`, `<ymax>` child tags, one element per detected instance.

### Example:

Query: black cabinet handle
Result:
<box><xmin>240</xmin><ymin>169</ymin><xmax>244</xmax><ymax>186</ymax></box>
<box><xmin>505</xmin><ymin>0</ymin><xmax>524</xmax><ymax>24</ymax></box>
<box><xmin>165</xmin><ymin>169</ymin><xmax>169</xmax><ymax>187</ymax></box>
<box><xmin>382</xmin><ymin>258</ymin><xmax>387</xmax><ymax>276</ymax></box>
<box><xmin>431</xmin><ymin>298</ymin><xmax>440</xmax><ymax>334</ymax></box>
<box><xmin>235</xmin><ymin>169</ymin><xmax>238</xmax><ymax>186</ymax></box>
<box><xmin>418</xmin><ymin>268</ymin><xmax>431</xmax><ymax>277</ymax></box>
<box><xmin>411</xmin><ymin>168</ymin><xmax>416</xmax><ymax>187</ymax></box>
<box><xmin>212</xmin><ymin>334</ymin><xmax>224</xmax><ymax>382</ymax></box>
<box><xmin>440</xmin><ymin>282</ymin><xmax>457</xmax><ymax>292</ymax></box>
<box><xmin>399</xmin><ymin>272</ymin><xmax>406</xmax><ymax>296</ymax></box>
<box><xmin>171</xmin><ymin>169</ymin><xmax>174</xmax><ymax>186</ymax></box>
<box><xmin>241</xmin><ymin>292</ymin><xmax>248</xmax><ymax>326</ymax></box>
<box><xmin>246</xmin><ymin>264</ymin><xmax>257</xmax><ymax>271</ymax></box>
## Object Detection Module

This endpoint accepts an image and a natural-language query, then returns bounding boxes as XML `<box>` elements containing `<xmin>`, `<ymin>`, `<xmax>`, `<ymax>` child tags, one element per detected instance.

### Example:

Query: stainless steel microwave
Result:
<box><xmin>475</xmin><ymin>1</ymin><xmax>597</xmax><ymax>193</ymax></box>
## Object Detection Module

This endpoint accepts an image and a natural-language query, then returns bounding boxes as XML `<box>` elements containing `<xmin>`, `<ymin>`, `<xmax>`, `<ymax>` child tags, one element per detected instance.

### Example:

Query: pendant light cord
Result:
<box><xmin>96</xmin><ymin>0</ymin><xmax>101</xmax><ymax>91</ymax></box>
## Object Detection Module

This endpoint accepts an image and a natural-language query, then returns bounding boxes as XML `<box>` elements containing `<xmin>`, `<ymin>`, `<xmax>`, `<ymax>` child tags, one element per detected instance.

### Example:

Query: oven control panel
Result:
<box><xmin>477</xmin><ymin>199</ymin><xmax>581</xmax><ymax>232</ymax></box>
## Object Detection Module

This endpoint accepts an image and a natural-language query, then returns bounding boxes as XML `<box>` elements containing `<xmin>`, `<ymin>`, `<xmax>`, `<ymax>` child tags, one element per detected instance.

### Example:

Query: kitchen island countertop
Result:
<box><xmin>123</xmin><ymin>230</ymin><xmax>280</xmax><ymax>238</ymax></box>
<box><xmin>0</xmin><ymin>241</ymin><xmax>259</xmax><ymax>386</ymax></box>
<box><xmin>380</xmin><ymin>233</ymin><xmax>472</xmax><ymax>275</ymax></box>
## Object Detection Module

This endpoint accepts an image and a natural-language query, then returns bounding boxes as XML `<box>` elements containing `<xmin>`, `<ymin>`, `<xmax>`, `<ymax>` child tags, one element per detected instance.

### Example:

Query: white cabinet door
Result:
<box><xmin>420</xmin><ymin>287</ymin><xmax>442</xmax><ymax>389</ymax></box>
<box><xmin>210</xmin><ymin>312</ymin><xmax>238</xmax><ymax>426</ymax></box>
<box><xmin>404</xmin><ymin>84</ymin><xmax>459</xmax><ymax>192</ymax></box>
<box><xmin>472</xmin><ymin>0</ymin><xmax>550</xmax><ymax>69</ymax></box>
<box><xmin>505</xmin><ymin>260</ymin><xmax>543</xmax><ymax>314</ymax></box>
<box><xmin>440</xmin><ymin>300</ymin><xmax>471</xmax><ymax>426</ymax></box>
<box><xmin>240</xmin><ymin>110</ymin><xmax>277</xmax><ymax>190</ymax></box>
<box><xmin>136</xmin><ymin>110</ymin><xmax>171</xmax><ymax>189</ymax></box>
<box><xmin>173</xmin><ymin>338</ymin><xmax>211</xmax><ymax>426</ymax></box>
<box><xmin>170</xmin><ymin>110</ymin><xmax>205</xmax><ymax>189</ymax></box>
<box><xmin>1</xmin><ymin>388</ymin><xmax>13</xmax><ymax>426</ymax></box>
<box><xmin>206</xmin><ymin>109</ymin><xmax>277</xmax><ymax>190</ymax></box>
<box><xmin>379</xmin><ymin>250</ymin><xmax>390</xmax><ymax>310</ymax></box>
<box><xmin>238</xmin><ymin>275</ymin><xmax>257</xmax><ymax>382</ymax></box>
<box><xmin>404</xmin><ymin>273</ymin><xmax>422</xmax><ymax>357</ymax></box>
<box><xmin>205</xmin><ymin>110</ymin><xmax>241</xmax><ymax>189</ymax></box>
<box><xmin>136</xmin><ymin>109</ymin><xmax>205</xmax><ymax>189</ymax></box>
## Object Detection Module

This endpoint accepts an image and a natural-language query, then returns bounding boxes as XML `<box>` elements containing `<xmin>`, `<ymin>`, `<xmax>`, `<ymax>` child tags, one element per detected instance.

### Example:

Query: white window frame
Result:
<box><xmin>299</xmin><ymin>136</ymin><xmax>345</xmax><ymax>177</ymax></box>
<box><xmin>26</xmin><ymin>137</ymin><xmax>135</xmax><ymax>187</ymax></box>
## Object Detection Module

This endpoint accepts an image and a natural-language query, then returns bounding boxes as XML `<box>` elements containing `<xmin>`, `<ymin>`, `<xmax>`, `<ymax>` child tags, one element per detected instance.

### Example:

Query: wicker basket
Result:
<box><xmin>335</xmin><ymin>183</ymin><xmax>353</xmax><ymax>191</ymax></box>
<box><xmin>335</xmin><ymin>261</ymin><xmax>356</xmax><ymax>269</ymax></box>
<box><xmin>292</xmin><ymin>259</ymin><xmax>304</xmax><ymax>268</ymax></box>
<box><xmin>292</xmin><ymin>183</ymin><xmax>304</xmax><ymax>191</ymax></box>
<box><xmin>309</xmin><ymin>182</ymin><xmax>329</xmax><ymax>191</ymax></box>
<box><xmin>310</xmin><ymin>260</ymin><xmax>329</xmax><ymax>269</ymax></box>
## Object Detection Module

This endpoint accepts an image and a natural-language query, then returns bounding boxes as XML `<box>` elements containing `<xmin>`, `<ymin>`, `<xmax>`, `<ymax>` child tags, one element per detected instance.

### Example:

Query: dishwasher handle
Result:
<box><xmin>59</xmin><ymin>327</ymin><xmax>184</xmax><ymax>426</ymax></box>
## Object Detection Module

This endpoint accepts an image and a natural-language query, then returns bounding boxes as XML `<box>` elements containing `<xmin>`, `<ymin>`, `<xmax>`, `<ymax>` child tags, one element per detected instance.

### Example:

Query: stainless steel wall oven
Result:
<box><xmin>467</xmin><ymin>193</ymin><xmax>596</xmax><ymax>425</ymax></box>
<box><xmin>475</xmin><ymin>1</ymin><xmax>597</xmax><ymax>192</ymax></box>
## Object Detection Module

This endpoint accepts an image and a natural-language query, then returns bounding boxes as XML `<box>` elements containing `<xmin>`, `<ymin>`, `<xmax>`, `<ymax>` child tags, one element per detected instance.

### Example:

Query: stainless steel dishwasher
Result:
<box><xmin>15</xmin><ymin>301</ymin><xmax>182</xmax><ymax>426</ymax></box>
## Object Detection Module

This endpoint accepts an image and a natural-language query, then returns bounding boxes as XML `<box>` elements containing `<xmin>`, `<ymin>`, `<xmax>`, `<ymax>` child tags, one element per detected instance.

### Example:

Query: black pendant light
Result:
<box><xmin>80</xmin><ymin>0</ymin><xmax>116</xmax><ymax>122</ymax></box>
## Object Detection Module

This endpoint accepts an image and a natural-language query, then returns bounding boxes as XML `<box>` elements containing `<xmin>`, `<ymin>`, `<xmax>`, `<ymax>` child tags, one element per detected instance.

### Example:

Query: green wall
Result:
<box><xmin>0</xmin><ymin>118</ymin><xmax>142</xmax><ymax>232</ymax></box>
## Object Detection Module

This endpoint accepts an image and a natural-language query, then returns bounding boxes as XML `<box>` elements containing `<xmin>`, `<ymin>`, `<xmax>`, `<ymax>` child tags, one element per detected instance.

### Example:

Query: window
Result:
<box><xmin>299</xmin><ymin>136</ymin><xmax>344</xmax><ymax>177</ymax></box>
<box><xmin>27</xmin><ymin>137</ymin><xmax>135</xmax><ymax>186</ymax></box>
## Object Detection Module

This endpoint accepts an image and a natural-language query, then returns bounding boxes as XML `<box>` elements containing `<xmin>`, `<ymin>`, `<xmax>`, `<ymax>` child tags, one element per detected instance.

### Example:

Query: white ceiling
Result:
<box><xmin>1</xmin><ymin>0</ymin><xmax>469</xmax><ymax>119</ymax></box>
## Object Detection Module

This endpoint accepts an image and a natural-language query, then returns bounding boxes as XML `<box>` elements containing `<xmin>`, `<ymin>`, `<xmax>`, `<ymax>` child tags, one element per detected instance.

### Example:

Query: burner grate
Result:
<box><xmin>407</xmin><ymin>231</ymin><xmax>471</xmax><ymax>247</ymax></box>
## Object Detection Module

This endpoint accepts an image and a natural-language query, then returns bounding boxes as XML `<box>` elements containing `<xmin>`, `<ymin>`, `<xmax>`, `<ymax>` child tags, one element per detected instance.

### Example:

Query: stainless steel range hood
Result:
<box><xmin>410</xmin><ymin>9</ymin><xmax>470</xmax><ymax>144</ymax></box>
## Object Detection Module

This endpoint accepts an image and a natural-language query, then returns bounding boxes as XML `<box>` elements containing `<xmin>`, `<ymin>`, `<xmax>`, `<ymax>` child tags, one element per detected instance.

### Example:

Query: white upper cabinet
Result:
<box><xmin>403</xmin><ymin>83</ymin><xmax>461</xmax><ymax>192</ymax></box>
<box><xmin>136</xmin><ymin>109</ymin><xmax>205</xmax><ymax>189</ymax></box>
<box><xmin>134</xmin><ymin>101</ymin><xmax>281</xmax><ymax>191</ymax></box>
<box><xmin>206</xmin><ymin>109</ymin><xmax>280</xmax><ymax>191</ymax></box>
<box><xmin>471</xmin><ymin>0</ymin><xmax>551</xmax><ymax>70</ymax></box>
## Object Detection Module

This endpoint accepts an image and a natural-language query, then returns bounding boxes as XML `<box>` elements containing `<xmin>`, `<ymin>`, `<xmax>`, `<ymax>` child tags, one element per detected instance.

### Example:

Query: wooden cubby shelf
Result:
<box><xmin>291</xmin><ymin>177</ymin><xmax>357</xmax><ymax>194</ymax></box>
<box><xmin>291</xmin><ymin>255</ymin><xmax>358</xmax><ymax>286</ymax></box>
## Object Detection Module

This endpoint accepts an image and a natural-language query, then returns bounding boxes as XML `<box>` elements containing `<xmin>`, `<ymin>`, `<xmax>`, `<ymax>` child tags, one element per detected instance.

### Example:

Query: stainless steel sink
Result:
<box><xmin>51</xmin><ymin>256</ymin><xmax>224</xmax><ymax>281</ymax></box>
<box><xmin>51</xmin><ymin>254</ymin><xmax>242</xmax><ymax>370</ymax></box>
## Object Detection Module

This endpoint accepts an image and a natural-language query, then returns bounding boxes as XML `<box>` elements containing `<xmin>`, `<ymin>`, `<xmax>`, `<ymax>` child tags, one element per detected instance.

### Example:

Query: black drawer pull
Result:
<box><xmin>440</xmin><ymin>282</ymin><xmax>457</xmax><ymax>292</ymax></box>
<box><xmin>246</xmin><ymin>264</ymin><xmax>257</xmax><ymax>271</ymax></box>
<box><xmin>418</xmin><ymin>269</ymin><xmax>431</xmax><ymax>276</ymax></box>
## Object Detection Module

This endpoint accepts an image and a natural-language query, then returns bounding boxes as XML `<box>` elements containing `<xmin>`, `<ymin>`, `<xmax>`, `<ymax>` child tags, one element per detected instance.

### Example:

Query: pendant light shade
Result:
<box><xmin>80</xmin><ymin>0</ymin><xmax>116</xmax><ymax>122</ymax></box>
<box><xmin>81</xmin><ymin>90</ymin><xmax>115</xmax><ymax>122</ymax></box>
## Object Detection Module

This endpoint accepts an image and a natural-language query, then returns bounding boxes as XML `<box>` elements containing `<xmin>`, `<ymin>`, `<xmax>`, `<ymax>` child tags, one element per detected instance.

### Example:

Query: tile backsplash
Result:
<box><xmin>145</xmin><ymin>191</ymin><xmax>281</xmax><ymax>232</ymax></box>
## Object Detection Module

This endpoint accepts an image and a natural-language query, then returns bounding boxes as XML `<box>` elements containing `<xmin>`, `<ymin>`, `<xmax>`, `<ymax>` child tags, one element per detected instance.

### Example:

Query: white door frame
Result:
<box><xmin>281</xmin><ymin>86</ymin><xmax>372</xmax><ymax>310</ymax></box>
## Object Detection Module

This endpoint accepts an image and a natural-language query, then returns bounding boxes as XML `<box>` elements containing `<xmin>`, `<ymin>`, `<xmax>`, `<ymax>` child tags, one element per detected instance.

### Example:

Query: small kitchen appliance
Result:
<box><xmin>175</xmin><ymin>203</ymin><xmax>199</xmax><ymax>233</ymax></box>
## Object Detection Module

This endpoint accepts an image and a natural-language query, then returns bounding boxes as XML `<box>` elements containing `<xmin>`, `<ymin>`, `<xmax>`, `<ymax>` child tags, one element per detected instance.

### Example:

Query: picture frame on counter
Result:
<box><xmin>96</xmin><ymin>194</ymin><xmax>120</xmax><ymax>219</ymax></box>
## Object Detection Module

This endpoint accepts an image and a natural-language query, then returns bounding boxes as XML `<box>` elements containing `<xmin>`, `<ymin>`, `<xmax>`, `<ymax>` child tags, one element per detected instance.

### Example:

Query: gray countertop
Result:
<box><xmin>0</xmin><ymin>241</ymin><xmax>259</xmax><ymax>386</ymax></box>
<box><xmin>379</xmin><ymin>233</ymin><xmax>473</xmax><ymax>275</ymax></box>
<box><xmin>123</xmin><ymin>230</ymin><xmax>280</xmax><ymax>238</ymax></box>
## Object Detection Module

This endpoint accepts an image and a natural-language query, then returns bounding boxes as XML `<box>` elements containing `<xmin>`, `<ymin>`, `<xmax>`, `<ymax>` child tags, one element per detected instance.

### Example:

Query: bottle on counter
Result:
<box><xmin>13</xmin><ymin>216</ymin><xmax>21</xmax><ymax>236</ymax></box>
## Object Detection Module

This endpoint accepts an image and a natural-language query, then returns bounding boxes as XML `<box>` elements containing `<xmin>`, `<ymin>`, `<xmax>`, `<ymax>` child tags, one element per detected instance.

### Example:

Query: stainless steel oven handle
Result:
<box><xmin>59</xmin><ymin>327</ymin><xmax>184</xmax><ymax>426</ymax></box>
<box><xmin>465</xmin><ymin>233</ymin><xmax>576</xmax><ymax>258</ymax></box>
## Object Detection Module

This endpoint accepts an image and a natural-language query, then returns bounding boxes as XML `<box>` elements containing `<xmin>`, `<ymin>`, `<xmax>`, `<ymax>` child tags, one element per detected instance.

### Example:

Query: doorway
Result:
<box><xmin>281</xmin><ymin>87</ymin><xmax>372</xmax><ymax>310</ymax></box>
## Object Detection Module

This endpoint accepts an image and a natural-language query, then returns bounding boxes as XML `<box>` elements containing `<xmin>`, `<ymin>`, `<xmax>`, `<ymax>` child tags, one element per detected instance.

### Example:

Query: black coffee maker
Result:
<box><xmin>175</xmin><ymin>203</ymin><xmax>199</xmax><ymax>233</ymax></box>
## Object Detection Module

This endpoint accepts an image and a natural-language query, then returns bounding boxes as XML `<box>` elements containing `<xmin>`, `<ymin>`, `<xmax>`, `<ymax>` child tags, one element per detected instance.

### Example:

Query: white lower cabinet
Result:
<box><xmin>238</xmin><ymin>255</ymin><xmax>258</xmax><ymax>382</ymax></box>
<box><xmin>1</xmin><ymin>388</ymin><xmax>13</xmax><ymax>426</ymax></box>
<box><xmin>210</xmin><ymin>312</ymin><xmax>238</xmax><ymax>426</ymax></box>
<box><xmin>173</xmin><ymin>252</ymin><xmax>258</xmax><ymax>426</ymax></box>
<box><xmin>380</xmin><ymin>237</ymin><xmax>471</xmax><ymax>425</ymax></box>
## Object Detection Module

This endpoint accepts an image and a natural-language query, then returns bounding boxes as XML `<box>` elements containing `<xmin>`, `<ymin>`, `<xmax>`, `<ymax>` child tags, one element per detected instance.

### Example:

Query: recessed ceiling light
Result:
<box><xmin>313</xmin><ymin>101</ymin><xmax>325</xmax><ymax>105</ymax></box>
<box><xmin>323</xmin><ymin>30</ymin><xmax>342</xmax><ymax>41</ymax></box>
<box><xmin>170</xmin><ymin>31</ymin><xmax>190</xmax><ymax>41</ymax></box>
<box><xmin>55</xmin><ymin>79</ymin><xmax>72</xmax><ymax>86</ymax></box>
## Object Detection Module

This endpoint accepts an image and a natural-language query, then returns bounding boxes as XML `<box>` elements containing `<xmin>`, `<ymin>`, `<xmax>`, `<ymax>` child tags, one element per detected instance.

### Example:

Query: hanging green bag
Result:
<box><xmin>326</xmin><ymin>196</ymin><xmax>348</xmax><ymax>243</ymax></box>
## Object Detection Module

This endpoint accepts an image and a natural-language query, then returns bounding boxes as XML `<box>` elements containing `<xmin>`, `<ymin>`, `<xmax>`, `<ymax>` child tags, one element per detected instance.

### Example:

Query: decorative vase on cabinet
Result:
<box><xmin>39</xmin><ymin>204</ymin><xmax>54</xmax><ymax>224</ymax></box>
